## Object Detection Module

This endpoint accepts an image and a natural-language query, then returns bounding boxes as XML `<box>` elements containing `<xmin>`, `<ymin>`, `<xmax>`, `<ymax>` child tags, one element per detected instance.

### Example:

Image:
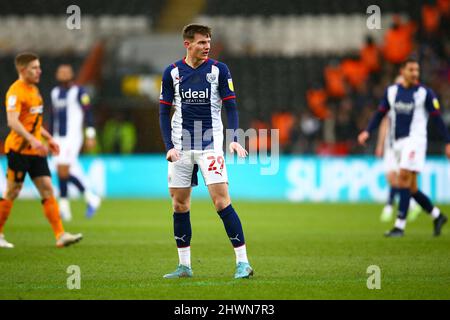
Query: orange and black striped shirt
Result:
<box><xmin>4</xmin><ymin>79</ymin><xmax>44</xmax><ymax>155</ymax></box>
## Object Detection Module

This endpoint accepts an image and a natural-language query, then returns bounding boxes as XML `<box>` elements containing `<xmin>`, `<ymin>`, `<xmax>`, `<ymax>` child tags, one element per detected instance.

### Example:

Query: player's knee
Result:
<box><xmin>38</xmin><ymin>184</ymin><xmax>54</xmax><ymax>199</ymax></box>
<box><xmin>398</xmin><ymin>172</ymin><xmax>411</xmax><ymax>188</ymax></box>
<box><xmin>173</xmin><ymin>202</ymin><xmax>190</xmax><ymax>213</ymax></box>
<box><xmin>58</xmin><ymin>172</ymin><xmax>70</xmax><ymax>179</ymax></box>
<box><xmin>57</xmin><ymin>167</ymin><xmax>70</xmax><ymax>179</ymax></box>
<box><xmin>387</xmin><ymin>172</ymin><xmax>398</xmax><ymax>187</ymax></box>
<box><xmin>6</xmin><ymin>185</ymin><xmax>21</xmax><ymax>200</ymax></box>
<box><xmin>213</xmin><ymin>197</ymin><xmax>231</xmax><ymax>212</ymax></box>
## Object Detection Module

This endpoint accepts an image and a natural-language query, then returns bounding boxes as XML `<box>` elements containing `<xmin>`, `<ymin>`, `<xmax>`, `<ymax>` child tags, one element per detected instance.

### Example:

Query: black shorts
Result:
<box><xmin>6</xmin><ymin>151</ymin><xmax>51</xmax><ymax>183</ymax></box>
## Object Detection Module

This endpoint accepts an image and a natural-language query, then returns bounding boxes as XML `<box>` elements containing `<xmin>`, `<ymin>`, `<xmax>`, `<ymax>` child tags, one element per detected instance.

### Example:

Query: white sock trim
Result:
<box><xmin>234</xmin><ymin>244</ymin><xmax>249</xmax><ymax>264</ymax></box>
<box><xmin>431</xmin><ymin>207</ymin><xmax>441</xmax><ymax>219</ymax></box>
<box><xmin>177</xmin><ymin>246</ymin><xmax>191</xmax><ymax>268</ymax></box>
<box><xmin>395</xmin><ymin>218</ymin><xmax>406</xmax><ymax>230</ymax></box>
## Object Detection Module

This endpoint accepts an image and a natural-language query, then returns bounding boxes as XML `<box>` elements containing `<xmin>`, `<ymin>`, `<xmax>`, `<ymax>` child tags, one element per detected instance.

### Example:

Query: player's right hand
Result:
<box><xmin>84</xmin><ymin>138</ymin><xmax>96</xmax><ymax>151</ymax></box>
<box><xmin>30</xmin><ymin>137</ymin><xmax>48</xmax><ymax>157</ymax></box>
<box><xmin>357</xmin><ymin>131</ymin><xmax>370</xmax><ymax>146</ymax></box>
<box><xmin>48</xmin><ymin>138</ymin><xmax>60</xmax><ymax>156</ymax></box>
<box><xmin>229</xmin><ymin>142</ymin><xmax>248</xmax><ymax>158</ymax></box>
<box><xmin>445</xmin><ymin>143</ymin><xmax>450</xmax><ymax>159</ymax></box>
<box><xmin>166</xmin><ymin>148</ymin><xmax>180</xmax><ymax>162</ymax></box>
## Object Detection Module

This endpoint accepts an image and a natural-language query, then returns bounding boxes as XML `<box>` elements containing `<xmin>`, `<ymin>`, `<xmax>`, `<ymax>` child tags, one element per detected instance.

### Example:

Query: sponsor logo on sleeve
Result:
<box><xmin>433</xmin><ymin>98</ymin><xmax>440</xmax><ymax>110</ymax></box>
<box><xmin>228</xmin><ymin>78</ymin><xmax>234</xmax><ymax>92</ymax></box>
<box><xmin>7</xmin><ymin>95</ymin><xmax>17</xmax><ymax>110</ymax></box>
<box><xmin>80</xmin><ymin>93</ymin><xmax>90</xmax><ymax>106</ymax></box>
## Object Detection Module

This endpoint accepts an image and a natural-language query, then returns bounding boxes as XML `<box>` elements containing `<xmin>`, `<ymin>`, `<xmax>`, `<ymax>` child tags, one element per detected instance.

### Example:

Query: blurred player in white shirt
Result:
<box><xmin>359</xmin><ymin>58</ymin><xmax>450</xmax><ymax>237</ymax></box>
<box><xmin>376</xmin><ymin>74</ymin><xmax>421</xmax><ymax>222</ymax></box>
<box><xmin>51</xmin><ymin>64</ymin><xmax>101</xmax><ymax>221</ymax></box>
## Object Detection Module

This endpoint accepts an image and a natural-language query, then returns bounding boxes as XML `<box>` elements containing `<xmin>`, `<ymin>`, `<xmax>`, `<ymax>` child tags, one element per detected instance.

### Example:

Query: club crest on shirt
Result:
<box><xmin>206</xmin><ymin>73</ymin><xmax>216</xmax><ymax>83</ymax></box>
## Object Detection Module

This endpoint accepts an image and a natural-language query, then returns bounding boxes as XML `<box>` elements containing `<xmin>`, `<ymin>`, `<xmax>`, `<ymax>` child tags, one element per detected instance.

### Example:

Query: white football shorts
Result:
<box><xmin>392</xmin><ymin>137</ymin><xmax>427</xmax><ymax>173</ymax></box>
<box><xmin>383</xmin><ymin>146</ymin><xmax>397</xmax><ymax>173</ymax></box>
<box><xmin>53</xmin><ymin>137</ymin><xmax>82</xmax><ymax>166</ymax></box>
<box><xmin>168</xmin><ymin>149</ymin><xmax>228</xmax><ymax>188</ymax></box>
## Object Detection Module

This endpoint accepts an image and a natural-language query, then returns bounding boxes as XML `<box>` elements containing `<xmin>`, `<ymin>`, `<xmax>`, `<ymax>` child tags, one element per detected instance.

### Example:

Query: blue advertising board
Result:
<box><xmin>1</xmin><ymin>155</ymin><xmax>449</xmax><ymax>203</ymax></box>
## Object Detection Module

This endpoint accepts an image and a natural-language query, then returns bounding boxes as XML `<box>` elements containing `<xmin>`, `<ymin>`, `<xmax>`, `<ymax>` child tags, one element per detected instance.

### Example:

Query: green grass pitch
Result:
<box><xmin>0</xmin><ymin>199</ymin><xmax>449</xmax><ymax>299</ymax></box>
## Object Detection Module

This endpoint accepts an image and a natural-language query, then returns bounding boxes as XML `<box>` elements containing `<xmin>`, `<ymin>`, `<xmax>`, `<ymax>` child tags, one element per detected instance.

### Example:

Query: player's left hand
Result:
<box><xmin>445</xmin><ymin>143</ymin><xmax>450</xmax><ymax>159</ymax></box>
<box><xmin>229</xmin><ymin>142</ymin><xmax>248</xmax><ymax>158</ymax></box>
<box><xmin>48</xmin><ymin>138</ymin><xmax>60</xmax><ymax>156</ymax></box>
<box><xmin>358</xmin><ymin>131</ymin><xmax>370</xmax><ymax>146</ymax></box>
<box><xmin>85</xmin><ymin>138</ymin><xmax>96</xmax><ymax>151</ymax></box>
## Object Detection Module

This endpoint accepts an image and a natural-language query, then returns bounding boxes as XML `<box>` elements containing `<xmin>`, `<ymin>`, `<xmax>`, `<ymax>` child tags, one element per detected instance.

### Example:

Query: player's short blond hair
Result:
<box><xmin>15</xmin><ymin>52</ymin><xmax>39</xmax><ymax>70</ymax></box>
<box><xmin>182</xmin><ymin>24</ymin><xmax>212</xmax><ymax>40</ymax></box>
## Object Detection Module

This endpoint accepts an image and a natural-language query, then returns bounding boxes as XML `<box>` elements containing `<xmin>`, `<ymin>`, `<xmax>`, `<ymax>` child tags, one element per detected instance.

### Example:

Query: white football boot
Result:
<box><xmin>0</xmin><ymin>234</ymin><xmax>14</xmax><ymax>248</ymax></box>
<box><xmin>56</xmin><ymin>232</ymin><xmax>83</xmax><ymax>248</ymax></box>
<box><xmin>84</xmin><ymin>190</ymin><xmax>101</xmax><ymax>218</ymax></box>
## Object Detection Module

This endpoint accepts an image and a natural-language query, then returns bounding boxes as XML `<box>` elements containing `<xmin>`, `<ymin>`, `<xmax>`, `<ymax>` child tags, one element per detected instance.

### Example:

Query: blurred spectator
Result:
<box><xmin>306</xmin><ymin>87</ymin><xmax>330</xmax><ymax>120</ymax></box>
<box><xmin>437</xmin><ymin>0</ymin><xmax>450</xmax><ymax>17</ymax></box>
<box><xmin>271</xmin><ymin>111</ymin><xmax>295</xmax><ymax>148</ymax></box>
<box><xmin>360</xmin><ymin>35</ymin><xmax>380</xmax><ymax>73</ymax></box>
<box><xmin>287</xmin><ymin>110</ymin><xmax>321</xmax><ymax>154</ymax></box>
<box><xmin>382</xmin><ymin>16</ymin><xmax>416</xmax><ymax>64</ymax></box>
<box><xmin>334</xmin><ymin>99</ymin><xmax>358</xmax><ymax>144</ymax></box>
<box><xmin>102</xmin><ymin>111</ymin><xmax>137</xmax><ymax>154</ymax></box>
<box><xmin>422</xmin><ymin>4</ymin><xmax>441</xmax><ymax>35</ymax></box>
<box><xmin>324</xmin><ymin>60</ymin><xmax>346</xmax><ymax>99</ymax></box>
<box><xmin>248</xmin><ymin>117</ymin><xmax>271</xmax><ymax>153</ymax></box>
<box><xmin>341</xmin><ymin>56</ymin><xmax>369</xmax><ymax>90</ymax></box>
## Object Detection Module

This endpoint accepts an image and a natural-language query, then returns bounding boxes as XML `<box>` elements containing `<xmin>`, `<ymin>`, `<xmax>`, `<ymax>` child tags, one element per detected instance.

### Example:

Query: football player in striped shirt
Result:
<box><xmin>159</xmin><ymin>24</ymin><xmax>253</xmax><ymax>279</ymax></box>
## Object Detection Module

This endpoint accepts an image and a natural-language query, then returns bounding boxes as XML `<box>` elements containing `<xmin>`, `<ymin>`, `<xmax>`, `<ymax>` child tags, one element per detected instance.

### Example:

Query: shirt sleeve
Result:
<box><xmin>378</xmin><ymin>88</ymin><xmax>390</xmax><ymax>113</ymax></box>
<box><xmin>366</xmin><ymin>88</ymin><xmax>389</xmax><ymax>133</ymax></box>
<box><xmin>425</xmin><ymin>88</ymin><xmax>441</xmax><ymax>115</ymax></box>
<box><xmin>5</xmin><ymin>88</ymin><xmax>23</xmax><ymax>113</ymax></box>
<box><xmin>159</xmin><ymin>66</ymin><xmax>174</xmax><ymax>107</ymax></box>
<box><xmin>217</xmin><ymin>62</ymin><xmax>237</xmax><ymax>108</ymax></box>
<box><xmin>78</xmin><ymin>87</ymin><xmax>94</xmax><ymax>128</ymax></box>
<box><xmin>425</xmin><ymin>89</ymin><xmax>450</xmax><ymax>143</ymax></box>
<box><xmin>159</xmin><ymin>65</ymin><xmax>175</xmax><ymax>150</ymax></box>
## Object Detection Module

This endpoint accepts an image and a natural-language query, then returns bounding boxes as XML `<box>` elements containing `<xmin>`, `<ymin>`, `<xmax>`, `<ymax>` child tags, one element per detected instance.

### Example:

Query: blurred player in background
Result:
<box><xmin>50</xmin><ymin>64</ymin><xmax>101</xmax><ymax>221</ymax></box>
<box><xmin>0</xmin><ymin>53</ymin><xmax>82</xmax><ymax>248</ymax></box>
<box><xmin>159</xmin><ymin>24</ymin><xmax>253</xmax><ymax>279</ymax></box>
<box><xmin>359</xmin><ymin>57</ymin><xmax>450</xmax><ymax>237</ymax></box>
<box><xmin>376</xmin><ymin>75</ymin><xmax>421</xmax><ymax>223</ymax></box>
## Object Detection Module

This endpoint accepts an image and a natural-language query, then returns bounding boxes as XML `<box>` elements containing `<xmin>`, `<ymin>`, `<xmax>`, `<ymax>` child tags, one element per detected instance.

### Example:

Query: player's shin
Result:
<box><xmin>411</xmin><ymin>190</ymin><xmax>441</xmax><ymax>218</ymax></box>
<box><xmin>173</xmin><ymin>211</ymin><xmax>192</xmax><ymax>267</ymax></box>
<box><xmin>42</xmin><ymin>197</ymin><xmax>65</xmax><ymax>239</ymax></box>
<box><xmin>0</xmin><ymin>198</ymin><xmax>14</xmax><ymax>234</ymax></box>
<box><xmin>388</xmin><ymin>187</ymin><xmax>399</xmax><ymax>206</ymax></box>
<box><xmin>217</xmin><ymin>204</ymin><xmax>249</xmax><ymax>264</ymax></box>
<box><xmin>395</xmin><ymin>188</ymin><xmax>411</xmax><ymax>230</ymax></box>
<box><xmin>69</xmin><ymin>175</ymin><xmax>85</xmax><ymax>193</ymax></box>
<box><xmin>59</xmin><ymin>176</ymin><xmax>69</xmax><ymax>198</ymax></box>
<box><xmin>58</xmin><ymin>177</ymin><xmax>72</xmax><ymax>221</ymax></box>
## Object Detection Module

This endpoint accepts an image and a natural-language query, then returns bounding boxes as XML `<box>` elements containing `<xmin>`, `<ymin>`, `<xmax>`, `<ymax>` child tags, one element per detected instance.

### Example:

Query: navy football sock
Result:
<box><xmin>173</xmin><ymin>211</ymin><xmax>191</xmax><ymax>248</ymax></box>
<box><xmin>218</xmin><ymin>204</ymin><xmax>245</xmax><ymax>248</ymax></box>
<box><xmin>59</xmin><ymin>177</ymin><xmax>68</xmax><ymax>198</ymax></box>
<box><xmin>397</xmin><ymin>188</ymin><xmax>411</xmax><ymax>220</ymax></box>
<box><xmin>411</xmin><ymin>190</ymin><xmax>433</xmax><ymax>213</ymax></box>
<box><xmin>388</xmin><ymin>187</ymin><xmax>399</xmax><ymax>205</ymax></box>
<box><xmin>69</xmin><ymin>175</ymin><xmax>86</xmax><ymax>193</ymax></box>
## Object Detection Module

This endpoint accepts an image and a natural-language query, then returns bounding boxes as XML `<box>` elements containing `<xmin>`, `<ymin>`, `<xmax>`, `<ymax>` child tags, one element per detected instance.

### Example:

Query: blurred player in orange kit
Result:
<box><xmin>0</xmin><ymin>52</ymin><xmax>82</xmax><ymax>248</ymax></box>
